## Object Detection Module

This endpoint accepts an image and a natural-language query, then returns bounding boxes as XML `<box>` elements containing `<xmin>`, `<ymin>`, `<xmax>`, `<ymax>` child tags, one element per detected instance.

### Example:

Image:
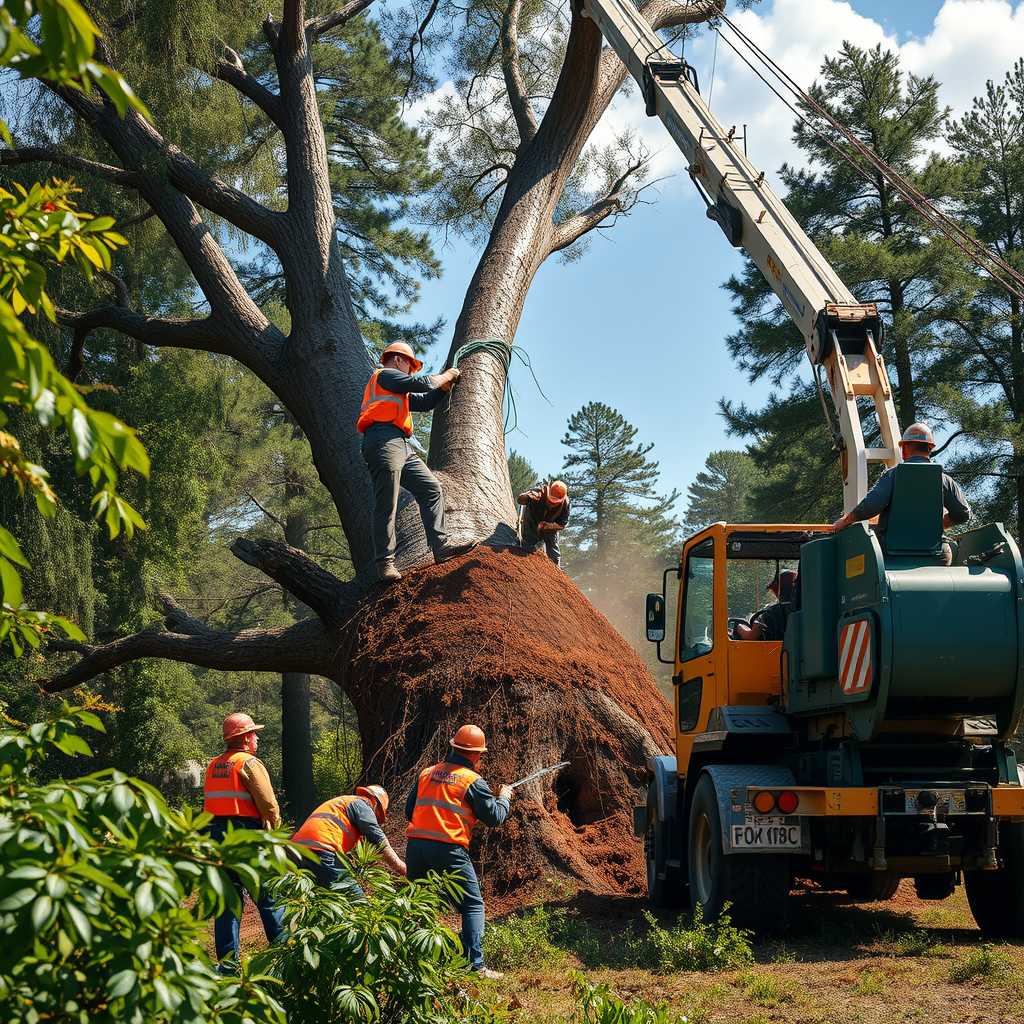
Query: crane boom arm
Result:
<box><xmin>578</xmin><ymin>0</ymin><xmax>902</xmax><ymax>509</ymax></box>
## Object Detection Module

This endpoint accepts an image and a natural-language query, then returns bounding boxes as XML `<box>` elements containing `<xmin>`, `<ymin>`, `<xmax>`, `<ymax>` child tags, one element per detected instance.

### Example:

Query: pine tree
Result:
<box><xmin>683</xmin><ymin>450</ymin><xmax>765</xmax><ymax>532</ymax></box>
<box><xmin>507</xmin><ymin>450</ymin><xmax>539</xmax><ymax>497</ymax></box>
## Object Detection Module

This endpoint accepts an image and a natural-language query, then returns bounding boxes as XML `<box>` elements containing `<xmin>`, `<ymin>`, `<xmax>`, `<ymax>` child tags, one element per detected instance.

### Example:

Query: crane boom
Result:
<box><xmin>578</xmin><ymin>0</ymin><xmax>903</xmax><ymax>510</ymax></box>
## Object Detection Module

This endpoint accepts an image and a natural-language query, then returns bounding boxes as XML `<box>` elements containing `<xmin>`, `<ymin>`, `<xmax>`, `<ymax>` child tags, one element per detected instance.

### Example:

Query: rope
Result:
<box><xmin>447</xmin><ymin>337</ymin><xmax>550</xmax><ymax>435</ymax></box>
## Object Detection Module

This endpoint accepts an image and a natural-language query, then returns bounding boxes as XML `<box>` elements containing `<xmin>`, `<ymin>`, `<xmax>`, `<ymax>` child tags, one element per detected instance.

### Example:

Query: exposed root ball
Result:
<box><xmin>345</xmin><ymin>545</ymin><xmax>673</xmax><ymax>908</ymax></box>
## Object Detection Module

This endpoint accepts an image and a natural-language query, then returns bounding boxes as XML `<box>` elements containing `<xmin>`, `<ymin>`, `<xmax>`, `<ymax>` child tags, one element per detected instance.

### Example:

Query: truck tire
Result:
<box><xmin>844</xmin><ymin>872</ymin><xmax>900</xmax><ymax>902</ymax></box>
<box><xmin>914</xmin><ymin>873</ymin><xmax>955</xmax><ymax>901</ymax></box>
<box><xmin>645</xmin><ymin>787</ymin><xmax>685</xmax><ymax>908</ymax></box>
<box><xmin>965</xmin><ymin>822</ymin><xmax>1024</xmax><ymax>938</ymax></box>
<box><xmin>687</xmin><ymin>773</ymin><xmax>789</xmax><ymax>934</ymax></box>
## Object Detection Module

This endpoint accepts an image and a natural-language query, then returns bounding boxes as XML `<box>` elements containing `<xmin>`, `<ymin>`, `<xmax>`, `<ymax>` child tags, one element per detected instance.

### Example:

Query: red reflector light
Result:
<box><xmin>776</xmin><ymin>790</ymin><xmax>799</xmax><ymax>814</ymax></box>
<box><xmin>752</xmin><ymin>790</ymin><xmax>776</xmax><ymax>814</ymax></box>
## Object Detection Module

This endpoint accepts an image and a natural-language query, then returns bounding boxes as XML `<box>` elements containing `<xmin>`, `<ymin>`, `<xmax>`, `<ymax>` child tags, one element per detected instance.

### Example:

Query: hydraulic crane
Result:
<box><xmin>582</xmin><ymin>0</ymin><xmax>1024</xmax><ymax>936</ymax></box>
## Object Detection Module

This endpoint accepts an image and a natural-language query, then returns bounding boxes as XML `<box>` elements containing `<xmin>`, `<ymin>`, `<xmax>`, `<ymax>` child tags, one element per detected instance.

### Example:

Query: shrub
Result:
<box><xmin>0</xmin><ymin>700</ymin><xmax>291</xmax><ymax>1024</ymax></box>
<box><xmin>483</xmin><ymin>904</ymin><xmax>569</xmax><ymax>971</ymax></box>
<box><xmin>635</xmin><ymin>905</ymin><xmax>754</xmax><ymax>972</ymax></box>
<box><xmin>948</xmin><ymin>945</ymin><xmax>1013</xmax><ymax>984</ymax></box>
<box><xmin>572</xmin><ymin>976</ymin><xmax>700</xmax><ymax>1024</ymax></box>
<box><xmin>255</xmin><ymin>845</ymin><xmax>500</xmax><ymax>1023</ymax></box>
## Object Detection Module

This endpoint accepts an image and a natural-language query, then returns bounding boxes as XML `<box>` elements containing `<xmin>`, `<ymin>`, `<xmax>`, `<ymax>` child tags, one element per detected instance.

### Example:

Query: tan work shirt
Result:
<box><xmin>239</xmin><ymin>756</ymin><xmax>281</xmax><ymax>829</ymax></box>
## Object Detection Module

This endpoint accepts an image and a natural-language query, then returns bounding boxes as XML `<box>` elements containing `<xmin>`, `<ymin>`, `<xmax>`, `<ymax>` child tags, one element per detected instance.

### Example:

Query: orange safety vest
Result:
<box><xmin>407</xmin><ymin>762</ymin><xmax>479</xmax><ymax>848</ymax></box>
<box><xmin>356</xmin><ymin>369</ymin><xmax>413</xmax><ymax>437</ymax></box>
<box><xmin>291</xmin><ymin>795</ymin><xmax>363</xmax><ymax>854</ymax></box>
<box><xmin>203</xmin><ymin>750</ymin><xmax>260</xmax><ymax>818</ymax></box>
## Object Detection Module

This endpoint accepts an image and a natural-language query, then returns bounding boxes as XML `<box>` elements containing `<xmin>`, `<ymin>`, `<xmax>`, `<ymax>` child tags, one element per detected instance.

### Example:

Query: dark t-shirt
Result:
<box><xmin>754</xmin><ymin>601</ymin><xmax>790</xmax><ymax>642</ymax></box>
<box><xmin>521</xmin><ymin>483</ymin><xmax>570</xmax><ymax>526</ymax></box>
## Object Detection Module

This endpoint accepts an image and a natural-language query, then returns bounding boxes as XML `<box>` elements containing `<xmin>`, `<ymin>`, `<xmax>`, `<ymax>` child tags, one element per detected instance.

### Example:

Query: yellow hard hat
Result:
<box><xmin>381</xmin><ymin>341</ymin><xmax>423</xmax><ymax>373</ymax></box>
<box><xmin>356</xmin><ymin>784</ymin><xmax>390</xmax><ymax>819</ymax></box>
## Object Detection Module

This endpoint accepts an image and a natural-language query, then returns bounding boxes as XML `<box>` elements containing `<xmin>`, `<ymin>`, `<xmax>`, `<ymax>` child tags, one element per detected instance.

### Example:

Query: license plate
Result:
<box><xmin>905</xmin><ymin>789</ymin><xmax>966</xmax><ymax>814</ymax></box>
<box><xmin>731</xmin><ymin>815</ymin><xmax>802</xmax><ymax>850</ymax></box>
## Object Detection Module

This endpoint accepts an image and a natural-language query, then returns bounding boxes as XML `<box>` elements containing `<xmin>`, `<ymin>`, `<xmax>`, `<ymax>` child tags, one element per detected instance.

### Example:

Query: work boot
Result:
<box><xmin>377</xmin><ymin>560</ymin><xmax>402</xmax><ymax>584</ymax></box>
<box><xmin>474</xmin><ymin>966</ymin><xmax>504</xmax><ymax>981</ymax></box>
<box><xmin>433</xmin><ymin>541</ymin><xmax>477</xmax><ymax>564</ymax></box>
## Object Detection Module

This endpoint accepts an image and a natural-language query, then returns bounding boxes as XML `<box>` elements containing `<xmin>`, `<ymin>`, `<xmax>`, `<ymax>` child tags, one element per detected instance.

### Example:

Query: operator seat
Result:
<box><xmin>879</xmin><ymin>462</ymin><xmax>944</xmax><ymax>561</ymax></box>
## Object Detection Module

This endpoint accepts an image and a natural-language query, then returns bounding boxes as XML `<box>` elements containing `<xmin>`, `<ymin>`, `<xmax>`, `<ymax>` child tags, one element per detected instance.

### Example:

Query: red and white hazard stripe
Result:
<box><xmin>839</xmin><ymin>619</ymin><xmax>872</xmax><ymax>695</ymax></box>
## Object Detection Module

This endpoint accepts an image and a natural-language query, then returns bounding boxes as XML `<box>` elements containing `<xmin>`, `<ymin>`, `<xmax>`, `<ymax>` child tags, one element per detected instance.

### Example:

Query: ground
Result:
<box><xmin>233</xmin><ymin>879</ymin><xmax>1024</xmax><ymax>1022</ymax></box>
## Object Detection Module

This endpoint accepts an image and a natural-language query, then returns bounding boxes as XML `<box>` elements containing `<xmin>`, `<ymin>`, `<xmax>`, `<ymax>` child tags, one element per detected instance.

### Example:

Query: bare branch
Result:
<box><xmin>116</xmin><ymin>208</ymin><xmax>157</xmax><ymax>231</ymax></box>
<box><xmin>229</xmin><ymin>537</ymin><xmax>355</xmax><ymax>624</ymax></box>
<box><xmin>43</xmin><ymin>616</ymin><xmax>334</xmax><ymax>692</ymax></box>
<box><xmin>0</xmin><ymin>147</ymin><xmax>141</xmax><ymax>187</ymax></box>
<box><xmin>501</xmin><ymin>0</ymin><xmax>538</xmax><ymax>147</ymax></box>
<box><xmin>214</xmin><ymin>46</ymin><xmax>284</xmax><ymax>126</ymax></box>
<box><xmin>306</xmin><ymin>0</ymin><xmax>376</xmax><ymax>38</ymax></box>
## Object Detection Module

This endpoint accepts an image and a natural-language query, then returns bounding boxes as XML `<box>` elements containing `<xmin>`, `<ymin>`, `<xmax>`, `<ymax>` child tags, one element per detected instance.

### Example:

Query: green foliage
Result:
<box><xmin>948</xmin><ymin>944</ymin><xmax>1014</xmax><ymax>984</ymax></box>
<box><xmin>0</xmin><ymin>699</ymin><xmax>290</xmax><ymax>1024</ymax></box>
<box><xmin>311</xmin><ymin>725</ymin><xmax>362</xmax><ymax>801</ymax></box>
<box><xmin>254</xmin><ymin>843</ymin><xmax>499</xmax><ymax>1023</ymax></box>
<box><xmin>635</xmin><ymin>905</ymin><xmax>754</xmax><ymax>973</ymax></box>
<box><xmin>483</xmin><ymin>904</ymin><xmax>569</xmax><ymax>971</ymax></box>
<box><xmin>738</xmin><ymin>971</ymin><xmax>794</xmax><ymax>1008</ymax></box>
<box><xmin>508</xmin><ymin>449</ymin><xmax>539</xmax><ymax>498</ymax></box>
<box><xmin>683</xmin><ymin>450</ymin><xmax>766</xmax><ymax>532</ymax></box>
<box><xmin>571</xmin><ymin>975</ymin><xmax>697</xmax><ymax>1024</ymax></box>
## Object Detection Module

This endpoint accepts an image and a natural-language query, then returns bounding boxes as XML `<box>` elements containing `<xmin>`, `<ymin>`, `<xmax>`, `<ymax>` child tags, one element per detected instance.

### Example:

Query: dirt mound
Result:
<box><xmin>344</xmin><ymin>544</ymin><xmax>674</xmax><ymax>906</ymax></box>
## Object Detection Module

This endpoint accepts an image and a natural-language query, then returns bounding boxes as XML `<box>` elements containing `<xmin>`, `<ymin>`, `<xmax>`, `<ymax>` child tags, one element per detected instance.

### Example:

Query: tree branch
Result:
<box><xmin>213</xmin><ymin>46</ymin><xmax>284</xmax><ymax>127</ymax></box>
<box><xmin>501</xmin><ymin>0</ymin><xmax>538</xmax><ymax>147</ymax></box>
<box><xmin>57</xmin><ymin>306</ymin><xmax>229</xmax><ymax>360</ymax></box>
<box><xmin>306</xmin><ymin>0</ymin><xmax>376</xmax><ymax>38</ymax></box>
<box><xmin>43</xmin><ymin>616</ymin><xmax>333</xmax><ymax>692</ymax></box>
<box><xmin>0</xmin><ymin>147</ymin><xmax>141</xmax><ymax>187</ymax></box>
<box><xmin>229</xmin><ymin>537</ymin><xmax>356</xmax><ymax>624</ymax></box>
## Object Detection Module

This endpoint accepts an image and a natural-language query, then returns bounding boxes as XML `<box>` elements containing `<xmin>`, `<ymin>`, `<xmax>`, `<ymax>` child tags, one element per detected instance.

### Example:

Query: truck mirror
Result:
<box><xmin>646</xmin><ymin>593</ymin><xmax>666</xmax><ymax>643</ymax></box>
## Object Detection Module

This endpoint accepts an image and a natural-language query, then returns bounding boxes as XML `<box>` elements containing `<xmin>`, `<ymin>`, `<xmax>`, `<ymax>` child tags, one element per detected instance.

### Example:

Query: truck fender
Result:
<box><xmin>700</xmin><ymin>764</ymin><xmax>805</xmax><ymax>855</ymax></box>
<box><xmin>633</xmin><ymin>755</ymin><xmax>677</xmax><ymax>836</ymax></box>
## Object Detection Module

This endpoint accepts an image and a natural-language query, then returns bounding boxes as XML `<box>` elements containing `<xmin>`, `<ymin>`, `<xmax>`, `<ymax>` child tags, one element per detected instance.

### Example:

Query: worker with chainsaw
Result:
<box><xmin>405</xmin><ymin>725</ymin><xmax>512</xmax><ymax>980</ymax></box>
<box><xmin>357</xmin><ymin>341</ymin><xmax>473</xmax><ymax>583</ymax></box>
<box><xmin>291</xmin><ymin>784</ymin><xmax>406</xmax><ymax>898</ymax></box>
<box><xmin>203</xmin><ymin>712</ymin><xmax>284</xmax><ymax>970</ymax></box>
<box><xmin>518</xmin><ymin>479</ymin><xmax>570</xmax><ymax>566</ymax></box>
<box><xmin>832</xmin><ymin>422</ymin><xmax>971</xmax><ymax>565</ymax></box>
<box><xmin>734</xmin><ymin>569</ymin><xmax>797</xmax><ymax>641</ymax></box>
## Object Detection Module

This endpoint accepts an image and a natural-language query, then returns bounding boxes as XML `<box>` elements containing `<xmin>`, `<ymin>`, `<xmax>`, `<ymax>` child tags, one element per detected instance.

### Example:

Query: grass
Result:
<box><xmin>948</xmin><ymin>944</ymin><xmax>1014</xmax><ymax>984</ymax></box>
<box><xmin>738</xmin><ymin>970</ymin><xmax>797</xmax><ymax>1007</ymax></box>
<box><xmin>855</xmin><ymin>968</ymin><xmax>886</xmax><ymax>995</ymax></box>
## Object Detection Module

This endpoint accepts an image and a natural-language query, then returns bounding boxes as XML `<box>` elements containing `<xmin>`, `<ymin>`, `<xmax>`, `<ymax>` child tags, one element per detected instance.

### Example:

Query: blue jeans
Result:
<box><xmin>406</xmin><ymin>838</ymin><xmax>486</xmax><ymax>969</ymax></box>
<box><xmin>309</xmin><ymin>848</ymin><xmax>365</xmax><ymax>901</ymax></box>
<box><xmin>208</xmin><ymin>816</ymin><xmax>284</xmax><ymax>963</ymax></box>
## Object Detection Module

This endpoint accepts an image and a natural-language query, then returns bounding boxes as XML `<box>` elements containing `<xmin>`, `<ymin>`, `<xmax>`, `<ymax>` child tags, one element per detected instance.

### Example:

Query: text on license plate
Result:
<box><xmin>731</xmin><ymin>816</ymin><xmax>802</xmax><ymax>850</ymax></box>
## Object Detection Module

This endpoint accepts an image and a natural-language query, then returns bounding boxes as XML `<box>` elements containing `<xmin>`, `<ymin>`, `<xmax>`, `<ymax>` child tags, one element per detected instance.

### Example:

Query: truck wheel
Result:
<box><xmin>844</xmin><ymin>872</ymin><xmax>900</xmax><ymax>901</ymax></box>
<box><xmin>965</xmin><ymin>822</ymin><xmax>1024</xmax><ymax>938</ymax></box>
<box><xmin>687</xmin><ymin>773</ymin><xmax>789</xmax><ymax>934</ymax></box>
<box><xmin>914</xmin><ymin>873</ymin><xmax>955</xmax><ymax>901</ymax></box>
<box><xmin>645</xmin><ymin>788</ymin><xmax>685</xmax><ymax>908</ymax></box>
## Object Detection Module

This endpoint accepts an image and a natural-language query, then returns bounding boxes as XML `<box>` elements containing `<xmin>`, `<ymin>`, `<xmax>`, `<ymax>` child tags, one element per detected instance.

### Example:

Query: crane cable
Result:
<box><xmin>711</xmin><ymin>11</ymin><xmax>1024</xmax><ymax>305</ymax></box>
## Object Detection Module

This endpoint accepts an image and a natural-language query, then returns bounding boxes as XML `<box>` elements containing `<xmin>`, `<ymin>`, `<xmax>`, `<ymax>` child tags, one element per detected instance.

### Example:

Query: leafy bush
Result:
<box><xmin>635</xmin><ymin>905</ymin><xmax>753</xmax><ymax>973</ymax></box>
<box><xmin>0</xmin><ymin>700</ymin><xmax>291</xmax><ymax>1023</ymax></box>
<box><xmin>948</xmin><ymin>944</ymin><xmax>1013</xmax><ymax>984</ymax></box>
<box><xmin>483</xmin><ymin>904</ymin><xmax>569</xmax><ymax>971</ymax></box>
<box><xmin>572</xmin><ymin>976</ymin><xmax>701</xmax><ymax>1024</ymax></box>
<box><xmin>255</xmin><ymin>845</ymin><xmax>499</xmax><ymax>1023</ymax></box>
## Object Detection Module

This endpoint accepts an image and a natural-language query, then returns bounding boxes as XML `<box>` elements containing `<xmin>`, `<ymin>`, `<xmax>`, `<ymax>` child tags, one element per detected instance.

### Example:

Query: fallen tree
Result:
<box><xmin>29</xmin><ymin>0</ymin><xmax>723</xmax><ymax>898</ymax></box>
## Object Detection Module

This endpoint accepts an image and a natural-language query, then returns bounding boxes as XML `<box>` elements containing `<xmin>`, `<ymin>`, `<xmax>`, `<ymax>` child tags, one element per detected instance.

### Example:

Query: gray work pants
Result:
<box><xmin>361</xmin><ymin>432</ymin><xmax>448</xmax><ymax>565</ymax></box>
<box><xmin>520</xmin><ymin>506</ymin><xmax>560</xmax><ymax>566</ymax></box>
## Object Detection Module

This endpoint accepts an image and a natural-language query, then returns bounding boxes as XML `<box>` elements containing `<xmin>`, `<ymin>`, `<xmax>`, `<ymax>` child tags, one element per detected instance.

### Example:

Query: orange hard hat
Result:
<box><xmin>450</xmin><ymin>724</ymin><xmax>487</xmax><ymax>753</ymax></box>
<box><xmin>381</xmin><ymin>341</ymin><xmax>423</xmax><ymax>373</ymax></box>
<box><xmin>356</xmin><ymin>784</ymin><xmax>390</xmax><ymax>818</ymax></box>
<box><xmin>767</xmin><ymin>569</ymin><xmax>797</xmax><ymax>601</ymax></box>
<box><xmin>222</xmin><ymin>712</ymin><xmax>264</xmax><ymax>743</ymax></box>
<box><xmin>547</xmin><ymin>480</ymin><xmax>568</xmax><ymax>504</ymax></box>
<box><xmin>900</xmin><ymin>422</ymin><xmax>935</xmax><ymax>449</ymax></box>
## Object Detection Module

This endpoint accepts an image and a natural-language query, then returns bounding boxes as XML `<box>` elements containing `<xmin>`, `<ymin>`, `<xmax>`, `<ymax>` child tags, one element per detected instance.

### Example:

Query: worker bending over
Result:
<box><xmin>832</xmin><ymin>423</ymin><xmax>971</xmax><ymax>565</ymax></box>
<box><xmin>734</xmin><ymin>569</ymin><xmax>796</xmax><ymax>641</ymax></box>
<box><xmin>357</xmin><ymin>341</ymin><xmax>473</xmax><ymax>583</ymax></box>
<box><xmin>406</xmin><ymin>725</ymin><xmax>512</xmax><ymax>980</ymax></box>
<box><xmin>203</xmin><ymin>713</ymin><xmax>284</xmax><ymax>970</ymax></box>
<box><xmin>518</xmin><ymin>479</ymin><xmax>570</xmax><ymax>566</ymax></box>
<box><xmin>291</xmin><ymin>784</ymin><xmax>405</xmax><ymax>898</ymax></box>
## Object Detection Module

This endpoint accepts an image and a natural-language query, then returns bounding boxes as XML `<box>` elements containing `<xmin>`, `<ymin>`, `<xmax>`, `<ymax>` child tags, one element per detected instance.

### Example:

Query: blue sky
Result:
<box><xmin>409</xmin><ymin>0</ymin><xmax>1024</xmax><ymax>509</ymax></box>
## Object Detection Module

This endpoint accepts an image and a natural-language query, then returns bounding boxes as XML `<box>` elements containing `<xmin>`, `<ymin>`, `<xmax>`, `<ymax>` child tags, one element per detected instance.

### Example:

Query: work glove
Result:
<box><xmin>498</xmin><ymin>784</ymin><xmax>513</xmax><ymax>802</ymax></box>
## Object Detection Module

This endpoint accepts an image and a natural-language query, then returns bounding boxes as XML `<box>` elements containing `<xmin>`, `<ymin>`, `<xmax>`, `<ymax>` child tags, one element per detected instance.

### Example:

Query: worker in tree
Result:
<box><xmin>831</xmin><ymin>422</ymin><xmax>971</xmax><ymax>565</ymax></box>
<box><xmin>734</xmin><ymin>569</ymin><xmax>797</xmax><ymax>641</ymax></box>
<box><xmin>518</xmin><ymin>479</ymin><xmax>570</xmax><ymax>566</ymax></box>
<box><xmin>357</xmin><ymin>341</ymin><xmax>474</xmax><ymax>584</ymax></box>
<box><xmin>291</xmin><ymin>784</ymin><xmax>406</xmax><ymax>898</ymax></box>
<box><xmin>405</xmin><ymin>725</ymin><xmax>512</xmax><ymax>980</ymax></box>
<box><xmin>203</xmin><ymin>713</ymin><xmax>284</xmax><ymax>970</ymax></box>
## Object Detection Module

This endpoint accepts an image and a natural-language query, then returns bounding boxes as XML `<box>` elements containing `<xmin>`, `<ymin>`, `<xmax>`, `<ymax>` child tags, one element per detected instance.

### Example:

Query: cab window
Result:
<box><xmin>724</xmin><ymin>534</ymin><xmax>803</xmax><ymax>641</ymax></box>
<box><xmin>680</xmin><ymin>538</ymin><xmax>714</xmax><ymax>661</ymax></box>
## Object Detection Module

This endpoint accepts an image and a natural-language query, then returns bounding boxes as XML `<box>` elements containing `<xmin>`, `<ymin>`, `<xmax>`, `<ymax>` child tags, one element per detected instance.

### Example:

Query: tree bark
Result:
<box><xmin>281</xmin><ymin>671</ymin><xmax>316</xmax><ymax>820</ymax></box>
